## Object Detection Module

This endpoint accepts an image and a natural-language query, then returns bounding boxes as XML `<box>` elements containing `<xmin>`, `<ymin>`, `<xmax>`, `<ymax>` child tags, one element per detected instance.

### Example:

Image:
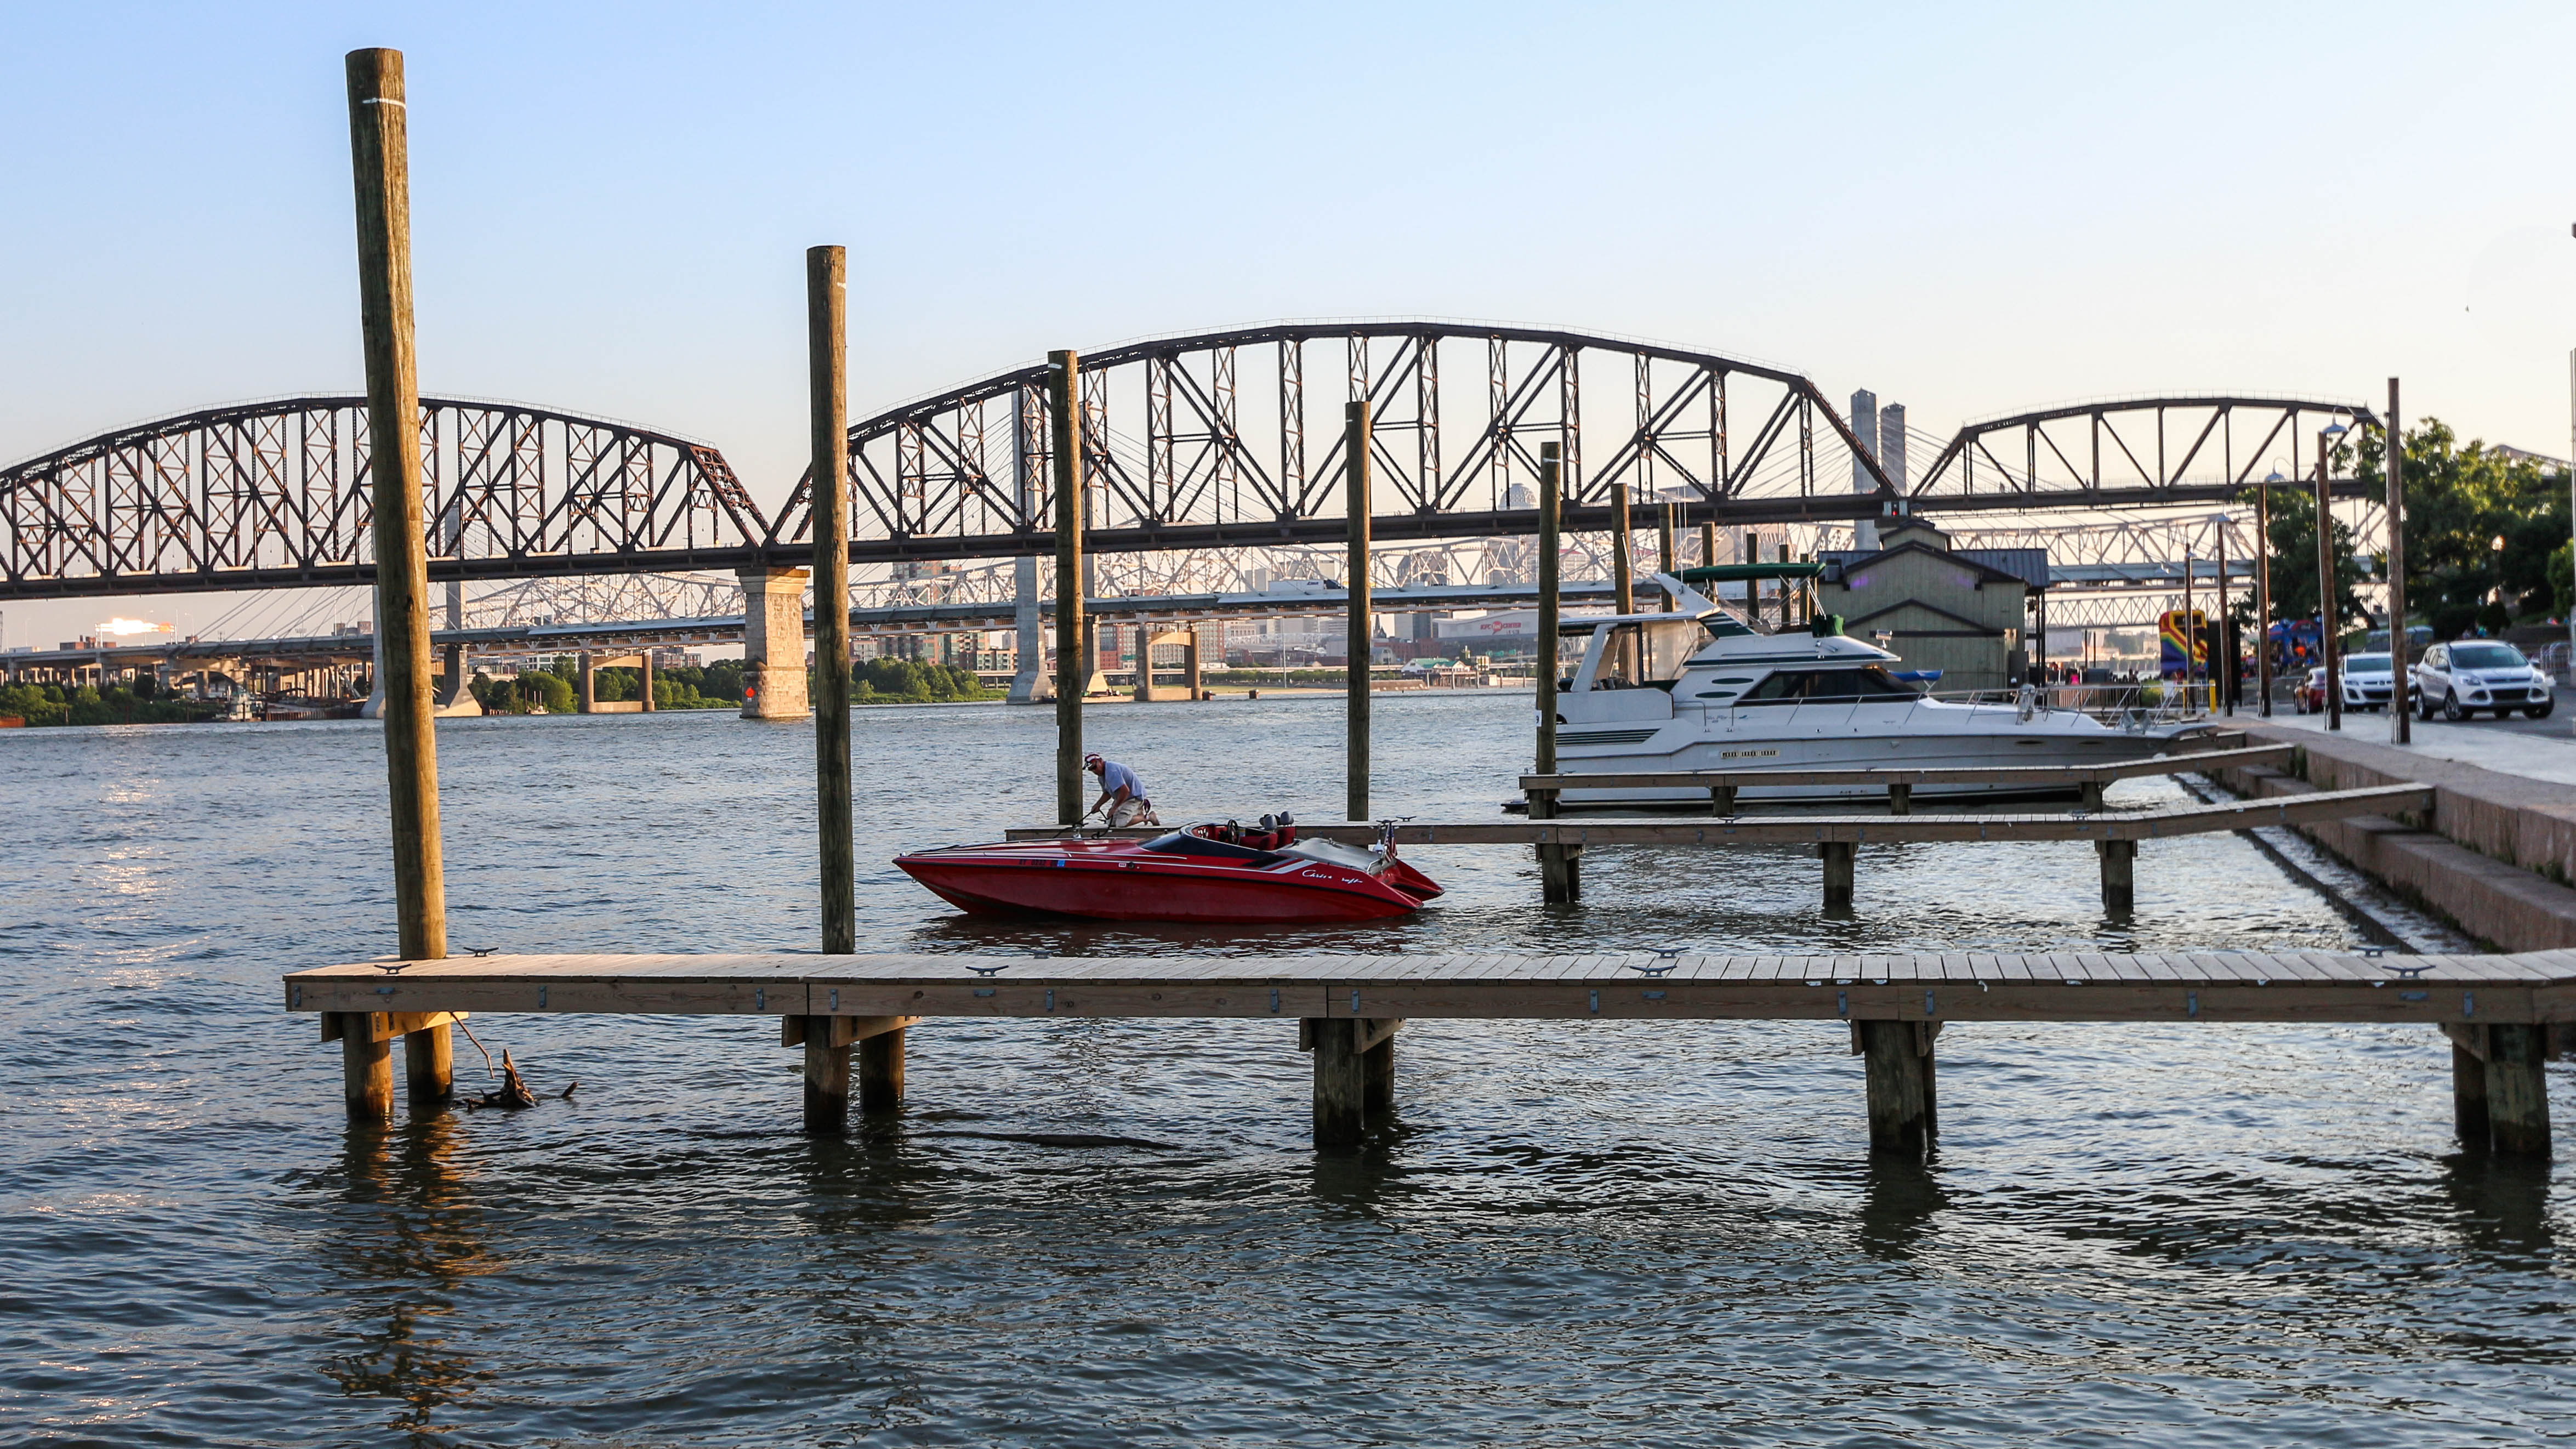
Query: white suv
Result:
<box><xmin>2413</xmin><ymin>640</ymin><xmax>2555</xmax><ymax>721</ymax></box>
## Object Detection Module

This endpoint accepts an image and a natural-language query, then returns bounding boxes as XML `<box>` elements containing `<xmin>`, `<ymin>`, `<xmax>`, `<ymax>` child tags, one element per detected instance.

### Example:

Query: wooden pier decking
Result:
<box><xmin>288</xmin><ymin>947</ymin><xmax>2568</xmax><ymax>1157</ymax></box>
<box><xmin>1518</xmin><ymin>742</ymin><xmax>2299</xmax><ymax>814</ymax></box>
<box><xmin>1001</xmin><ymin>782</ymin><xmax>2435</xmax><ymax>910</ymax></box>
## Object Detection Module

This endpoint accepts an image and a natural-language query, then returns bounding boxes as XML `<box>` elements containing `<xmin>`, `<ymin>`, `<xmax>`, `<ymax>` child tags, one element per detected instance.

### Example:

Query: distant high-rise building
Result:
<box><xmin>1880</xmin><ymin>404</ymin><xmax>1907</xmax><ymax>491</ymax></box>
<box><xmin>1850</xmin><ymin>389</ymin><xmax>1881</xmax><ymax>550</ymax></box>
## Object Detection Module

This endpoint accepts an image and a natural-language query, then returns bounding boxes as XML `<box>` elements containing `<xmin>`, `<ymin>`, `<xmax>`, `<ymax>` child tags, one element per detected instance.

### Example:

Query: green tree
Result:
<box><xmin>2249</xmin><ymin>481</ymin><xmax>2368</xmax><ymax>630</ymax></box>
<box><xmin>2348</xmin><ymin>419</ymin><xmax>2566</xmax><ymax>631</ymax></box>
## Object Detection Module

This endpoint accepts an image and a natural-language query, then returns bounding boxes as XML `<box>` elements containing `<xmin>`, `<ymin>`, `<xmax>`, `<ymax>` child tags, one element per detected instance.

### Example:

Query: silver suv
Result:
<box><xmin>2412</xmin><ymin>640</ymin><xmax>2555</xmax><ymax>721</ymax></box>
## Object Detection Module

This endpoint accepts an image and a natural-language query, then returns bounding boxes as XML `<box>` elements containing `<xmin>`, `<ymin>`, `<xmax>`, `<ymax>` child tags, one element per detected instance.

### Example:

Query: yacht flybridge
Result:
<box><xmin>1543</xmin><ymin>572</ymin><xmax>2210</xmax><ymax>806</ymax></box>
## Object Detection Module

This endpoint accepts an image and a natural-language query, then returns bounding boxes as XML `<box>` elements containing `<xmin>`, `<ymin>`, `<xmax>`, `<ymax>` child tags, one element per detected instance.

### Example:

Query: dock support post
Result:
<box><xmin>2080</xmin><ymin>780</ymin><xmax>2105</xmax><ymax>811</ymax></box>
<box><xmin>340</xmin><ymin>1018</ymin><xmax>394</xmax><ymax>1120</ymax></box>
<box><xmin>344</xmin><ymin>47</ymin><xmax>447</xmax><ymax>1013</ymax></box>
<box><xmin>803</xmin><ymin>1024</ymin><xmax>850</xmax><ymax>1134</ymax></box>
<box><xmin>1362</xmin><ymin>1025</ymin><xmax>1396</xmax><ymax>1114</ymax></box>
<box><xmin>2099</xmin><ymin>839</ymin><xmax>2136</xmax><ymax>912</ymax></box>
<box><xmin>1886</xmin><ymin>783</ymin><xmax>1912</xmax><ymax>815</ymax></box>
<box><xmin>809</xmin><ymin>245</ymin><xmax>857</xmax><ymax>958</ymax></box>
<box><xmin>1710</xmin><ymin>784</ymin><xmax>1737</xmax><ymax>816</ymax></box>
<box><xmin>1821</xmin><ymin>840</ymin><xmax>1856</xmax><ymax>909</ymax></box>
<box><xmin>1534</xmin><ymin>444</ymin><xmax>1572</xmax><ymax>901</ymax></box>
<box><xmin>1307</xmin><ymin>1019</ymin><xmax>1364</xmax><ymax>1149</ymax></box>
<box><xmin>1857</xmin><ymin>1020</ymin><xmax>1934</xmax><ymax>1157</ymax></box>
<box><xmin>2452</xmin><ymin>1037</ymin><xmax>2492</xmax><ymax>1150</ymax></box>
<box><xmin>403</xmin><ymin>1023</ymin><xmax>451</xmax><ymax>1105</ymax></box>
<box><xmin>2487</xmin><ymin>1024</ymin><xmax>2552</xmax><ymax>1157</ymax></box>
<box><xmin>1346</xmin><ymin>400</ymin><xmax>1372</xmax><ymax>822</ymax></box>
<box><xmin>1052</xmin><ymin>350</ymin><xmax>1086</xmax><ymax>823</ymax></box>
<box><xmin>860</xmin><ymin>1027</ymin><xmax>906</xmax><ymax>1113</ymax></box>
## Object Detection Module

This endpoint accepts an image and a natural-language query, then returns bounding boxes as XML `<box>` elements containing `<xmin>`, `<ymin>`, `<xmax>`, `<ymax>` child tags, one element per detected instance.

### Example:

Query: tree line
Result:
<box><xmin>2244</xmin><ymin>417</ymin><xmax>2568</xmax><ymax>642</ymax></box>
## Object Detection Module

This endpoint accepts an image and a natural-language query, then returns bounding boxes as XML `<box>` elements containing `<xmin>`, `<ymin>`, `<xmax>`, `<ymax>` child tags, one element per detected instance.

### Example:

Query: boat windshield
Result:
<box><xmin>1591</xmin><ymin>619</ymin><xmax>1710</xmax><ymax>689</ymax></box>
<box><xmin>1738</xmin><ymin>666</ymin><xmax>1921</xmax><ymax>704</ymax></box>
<box><xmin>1142</xmin><ymin>830</ymin><xmax>1278</xmax><ymax>861</ymax></box>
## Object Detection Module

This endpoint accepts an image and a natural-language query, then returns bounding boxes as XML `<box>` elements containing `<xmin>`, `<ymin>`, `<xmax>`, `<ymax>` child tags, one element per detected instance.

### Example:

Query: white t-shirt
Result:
<box><xmin>1097</xmin><ymin>760</ymin><xmax>1145</xmax><ymax>800</ymax></box>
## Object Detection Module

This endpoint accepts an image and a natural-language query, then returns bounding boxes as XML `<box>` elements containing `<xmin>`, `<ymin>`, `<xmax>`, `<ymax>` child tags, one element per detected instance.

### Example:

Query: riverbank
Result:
<box><xmin>2214</xmin><ymin>717</ymin><xmax>2576</xmax><ymax>951</ymax></box>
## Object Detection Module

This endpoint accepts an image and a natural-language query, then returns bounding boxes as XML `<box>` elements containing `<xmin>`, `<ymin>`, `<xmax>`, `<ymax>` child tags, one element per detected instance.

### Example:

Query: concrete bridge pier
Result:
<box><xmin>1006</xmin><ymin>553</ymin><xmax>1051</xmax><ymax>704</ymax></box>
<box><xmin>737</xmin><ymin>567</ymin><xmax>813</xmax><ymax>720</ymax></box>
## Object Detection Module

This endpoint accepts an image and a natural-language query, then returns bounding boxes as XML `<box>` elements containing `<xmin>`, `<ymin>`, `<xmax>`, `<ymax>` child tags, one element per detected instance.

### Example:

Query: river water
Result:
<box><xmin>2</xmin><ymin>692</ymin><xmax>2568</xmax><ymax>1447</ymax></box>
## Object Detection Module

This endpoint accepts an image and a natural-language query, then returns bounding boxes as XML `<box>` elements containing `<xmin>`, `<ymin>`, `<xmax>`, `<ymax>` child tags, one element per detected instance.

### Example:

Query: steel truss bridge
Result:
<box><xmin>0</xmin><ymin>321</ymin><xmax>2389</xmax><ymax>635</ymax></box>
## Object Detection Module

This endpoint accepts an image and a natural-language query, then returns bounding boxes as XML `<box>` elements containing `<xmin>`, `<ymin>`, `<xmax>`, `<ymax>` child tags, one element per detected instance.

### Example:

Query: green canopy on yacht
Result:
<box><xmin>1675</xmin><ymin>562</ymin><xmax>1827</xmax><ymax>583</ymax></box>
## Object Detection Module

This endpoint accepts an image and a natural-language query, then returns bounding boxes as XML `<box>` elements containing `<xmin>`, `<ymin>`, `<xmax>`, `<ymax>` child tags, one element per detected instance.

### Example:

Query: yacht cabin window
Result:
<box><xmin>1737</xmin><ymin>666</ymin><xmax>1921</xmax><ymax>704</ymax></box>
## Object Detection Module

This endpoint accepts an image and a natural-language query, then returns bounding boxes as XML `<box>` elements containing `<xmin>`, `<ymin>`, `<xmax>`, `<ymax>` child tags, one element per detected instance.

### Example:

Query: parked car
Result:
<box><xmin>2293</xmin><ymin>666</ymin><xmax>2327</xmax><ymax>714</ymax></box>
<box><xmin>2412</xmin><ymin>640</ymin><xmax>2555</xmax><ymax>721</ymax></box>
<box><xmin>2291</xmin><ymin>653</ymin><xmax>2398</xmax><ymax>713</ymax></box>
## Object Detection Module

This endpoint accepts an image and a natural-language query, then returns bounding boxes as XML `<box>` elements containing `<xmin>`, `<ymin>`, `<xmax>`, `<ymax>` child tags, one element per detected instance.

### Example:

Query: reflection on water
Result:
<box><xmin>0</xmin><ymin>697</ymin><xmax>2569</xmax><ymax>1445</ymax></box>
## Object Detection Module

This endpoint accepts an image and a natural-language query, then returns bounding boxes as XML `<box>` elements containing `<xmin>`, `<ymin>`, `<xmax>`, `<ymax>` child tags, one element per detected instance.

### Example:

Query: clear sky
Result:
<box><xmin>4</xmin><ymin>1</ymin><xmax>2574</xmax><ymax>643</ymax></box>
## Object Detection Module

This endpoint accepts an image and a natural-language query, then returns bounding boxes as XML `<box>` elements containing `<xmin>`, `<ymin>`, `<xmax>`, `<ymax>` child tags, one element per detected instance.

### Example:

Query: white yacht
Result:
<box><xmin>1545</xmin><ymin>573</ymin><xmax>2209</xmax><ymax>806</ymax></box>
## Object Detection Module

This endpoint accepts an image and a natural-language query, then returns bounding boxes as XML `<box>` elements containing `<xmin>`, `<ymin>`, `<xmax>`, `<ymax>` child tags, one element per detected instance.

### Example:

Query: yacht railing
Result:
<box><xmin>1917</xmin><ymin>683</ymin><xmax>2215</xmax><ymax>732</ymax></box>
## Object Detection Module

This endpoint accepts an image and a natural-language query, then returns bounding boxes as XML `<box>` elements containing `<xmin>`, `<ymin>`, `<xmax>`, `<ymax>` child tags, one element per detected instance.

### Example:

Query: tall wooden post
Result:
<box><xmin>2316</xmin><ymin>436</ymin><xmax>2342</xmax><ymax>731</ymax></box>
<box><xmin>1535</xmin><ymin>445</ymin><xmax>1577</xmax><ymax>903</ymax></box>
<box><xmin>2387</xmin><ymin>379</ymin><xmax>2410</xmax><ymax>743</ymax></box>
<box><xmin>1345</xmin><ymin>401</ymin><xmax>1371</xmax><ymax>822</ymax></box>
<box><xmin>1536</xmin><ymin>444</ymin><xmax>1562</xmax><ymax>781</ymax></box>
<box><xmin>1051</xmin><ymin>351</ymin><xmax>1085</xmax><ymax>823</ymax></box>
<box><xmin>2256</xmin><ymin>479</ymin><xmax>2274</xmax><ymax>716</ymax></box>
<box><xmin>1699</xmin><ymin>521</ymin><xmax>1717</xmax><ymax>570</ymax></box>
<box><xmin>1657</xmin><ymin>503</ymin><xmax>1677</xmax><ymax>609</ymax></box>
<box><xmin>808</xmin><ymin>246</ymin><xmax>856</xmax><ymax>965</ymax></box>
<box><xmin>1611</xmin><ymin>482</ymin><xmax>1635</xmax><ymax>615</ymax></box>
<box><xmin>345</xmin><ymin>47</ymin><xmax>446</xmax><ymax>1117</ymax></box>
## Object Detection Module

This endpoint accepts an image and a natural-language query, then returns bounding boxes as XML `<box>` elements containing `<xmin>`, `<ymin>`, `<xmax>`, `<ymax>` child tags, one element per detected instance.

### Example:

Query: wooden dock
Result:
<box><xmin>1002</xmin><ymin>782</ymin><xmax>2433</xmax><ymax>910</ymax></box>
<box><xmin>1519</xmin><ymin>742</ymin><xmax>2298</xmax><ymax>814</ymax></box>
<box><xmin>288</xmin><ymin>947</ymin><xmax>2568</xmax><ymax>1157</ymax></box>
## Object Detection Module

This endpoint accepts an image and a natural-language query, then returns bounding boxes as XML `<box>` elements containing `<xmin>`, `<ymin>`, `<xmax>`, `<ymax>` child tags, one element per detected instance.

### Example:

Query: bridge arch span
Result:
<box><xmin>0</xmin><ymin>394</ymin><xmax>766</xmax><ymax>600</ymax></box>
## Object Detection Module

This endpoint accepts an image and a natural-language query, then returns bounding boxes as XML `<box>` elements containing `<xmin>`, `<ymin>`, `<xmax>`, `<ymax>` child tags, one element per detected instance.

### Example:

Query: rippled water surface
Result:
<box><xmin>2</xmin><ymin>693</ymin><xmax>2569</xmax><ymax>1447</ymax></box>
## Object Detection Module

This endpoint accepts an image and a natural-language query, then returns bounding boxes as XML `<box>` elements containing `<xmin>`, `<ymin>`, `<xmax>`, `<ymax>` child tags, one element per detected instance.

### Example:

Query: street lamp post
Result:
<box><xmin>2317</xmin><ymin>422</ymin><xmax>2348</xmax><ymax>732</ymax></box>
<box><xmin>2258</xmin><ymin>469</ymin><xmax>2281</xmax><ymax>717</ymax></box>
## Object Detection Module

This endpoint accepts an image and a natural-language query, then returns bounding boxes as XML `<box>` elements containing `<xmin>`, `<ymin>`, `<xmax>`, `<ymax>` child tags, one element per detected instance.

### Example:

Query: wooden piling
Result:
<box><xmin>1611</xmin><ymin>482</ymin><xmax>1634</xmax><ymax>616</ymax></box>
<box><xmin>343</xmin><ymin>48</ymin><xmax>446</xmax><ymax>988</ymax></box>
<box><xmin>1362</xmin><ymin>1023</ymin><xmax>1396</xmax><ymax>1114</ymax></box>
<box><xmin>1820</xmin><ymin>840</ymin><xmax>1856</xmax><ymax>909</ymax></box>
<box><xmin>808</xmin><ymin>246</ymin><xmax>856</xmax><ymax>956</ymax></box>
<box><xmin>1857</xmin><ymin>1020</ymin><xmax>1934</xmax><ymax>1157</ymax></box>
<box><xmin>1658</xmin><ymin>502</ymin><xmax>1678</xmax><ymax>609</ymax></box>
<box><xmin>1886</xmin><ymin>783</ymin><xmax>1913</xmax><ymax>816</ymax></box>
<box><xmin>402</xmin><ymin>1023</ymin><xmax>451</xmax><ymax>1105</ymax></box>
<box><xmin>1308</xmin><ymin>1018</ymin><xmax>1364</xmax><ymax>1148</ymax></box>
<box><xmin>1345</xmin><ymin>400</ymin><xmax>1371</xmax><ymax>822</ymax></box>
<box><xmin>1534</xmin><ymin>444</ymin><xmax>1577</xmax><ymax>902</ymax></box>
<box><xmin>1051</xmin><ymin>350</ymin><xmax>1085</xmax><ymax>823</ymax></box>
<box><xmin>802</xmin><ymin>1020</ymin><xmax>850</xmax><ymax>1134</ymax></box>
<box><xmin>2099</xmin><ymin>839</ymin><xmax>2136</xmax><ymax>912</ymax></box>
<box><xmin>2486</xmin><ymin>1023</ymin><xmax>2551</xmax><ymax>1157</ymax></box>
<box><xmin>859</xmin><ymin>1028</ymin><xmax>905</xmax><ymax>1113</ymax></box>
<box><xmin>2452</xmin><ymin>1037</ymin><xmax>2492</xmax><ymax>1150</ymax></box>
<box><xmin>343</xmin><ymin>1027</ymin><xmax>394</xmax><ymax>1119</ymax></box>
<box><xmin>1699</xmin><ymin>521</ymin><xmax>1717</xmax><ymax>571</ymax></box>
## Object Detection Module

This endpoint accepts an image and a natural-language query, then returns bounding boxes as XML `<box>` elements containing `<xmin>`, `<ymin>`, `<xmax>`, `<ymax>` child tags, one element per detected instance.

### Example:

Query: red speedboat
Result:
<box><xmin>895</xmin><ymin>817</ymin><xmax>1443</xmax><ymax>923</ymax></box>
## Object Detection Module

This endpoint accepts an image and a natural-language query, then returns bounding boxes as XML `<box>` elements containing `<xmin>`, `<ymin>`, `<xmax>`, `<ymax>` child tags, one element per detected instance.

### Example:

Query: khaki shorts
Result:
<box><xmin>1107</xmin><ymin>798</ymin><xmax>1158</xmax><ymax>828</ymax></box>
